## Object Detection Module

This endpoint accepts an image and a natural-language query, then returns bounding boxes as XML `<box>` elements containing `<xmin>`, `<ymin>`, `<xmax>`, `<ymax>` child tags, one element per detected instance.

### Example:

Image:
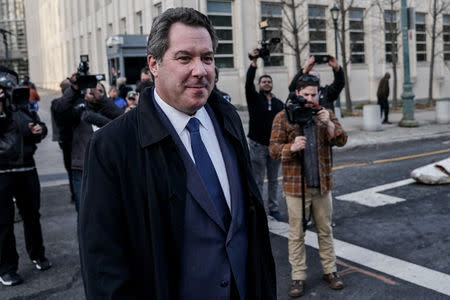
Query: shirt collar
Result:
<box><xmin>153</xmin><ymin>89</ymin><xmax>211</xmax><ymax>135</ymax></box>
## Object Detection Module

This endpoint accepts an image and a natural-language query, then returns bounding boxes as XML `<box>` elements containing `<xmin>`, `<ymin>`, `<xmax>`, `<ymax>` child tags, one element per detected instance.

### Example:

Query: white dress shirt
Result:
<box><xmin>153</xmin><ymin>90</ymin><xmax>231</xmax><ymax>210</ymax></box>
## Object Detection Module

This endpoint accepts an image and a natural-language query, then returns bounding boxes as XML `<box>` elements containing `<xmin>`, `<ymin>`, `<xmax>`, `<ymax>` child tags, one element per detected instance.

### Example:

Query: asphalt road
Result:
<box><xmin>271</xmin><ymin>138</ymin><xmax>450</xmax><ymax>299</ymax></box>
<box><xmin>1</xmin><ymin>139</ymin><xmax>449</xmax><ymax>299</ymax></box>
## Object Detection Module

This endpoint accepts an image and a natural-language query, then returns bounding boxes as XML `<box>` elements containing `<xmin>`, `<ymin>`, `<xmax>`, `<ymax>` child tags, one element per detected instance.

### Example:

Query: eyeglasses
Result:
<box><xmin>299</xmin><ymin>75</ymin><xmax>320</xmax><ymax>83</ymax></box>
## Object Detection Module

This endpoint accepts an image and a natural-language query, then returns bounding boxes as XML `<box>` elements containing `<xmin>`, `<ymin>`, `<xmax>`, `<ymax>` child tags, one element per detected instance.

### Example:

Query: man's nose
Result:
<box><xmin>192</xmin><ymin>58</ymin><xmax>207</xmax><ymax>77</ymax></box>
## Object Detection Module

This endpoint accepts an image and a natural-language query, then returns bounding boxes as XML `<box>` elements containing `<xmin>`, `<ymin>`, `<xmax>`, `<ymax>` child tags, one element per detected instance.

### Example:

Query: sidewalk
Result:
<box><xmin>237</xmin><ymin>107</ymin><xmax>450</xmax><ymax>153</ymax></box>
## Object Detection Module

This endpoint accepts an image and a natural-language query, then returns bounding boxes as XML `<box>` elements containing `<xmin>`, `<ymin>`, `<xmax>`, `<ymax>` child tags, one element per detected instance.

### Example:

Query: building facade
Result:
<box><xmin>24</xmin><ymin>0</ymin><xmax>450</xmax><ymax>107</ymax></box>
<box><xmin>1</xmin><ymin>0</ymin><xmax>28</xmax><ymax>78</ymax></box>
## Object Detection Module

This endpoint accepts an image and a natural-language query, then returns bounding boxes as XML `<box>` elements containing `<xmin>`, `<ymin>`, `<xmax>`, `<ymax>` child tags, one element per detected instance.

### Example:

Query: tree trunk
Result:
<box><xmin>291</xmin><ymin>0</ymin><xmax>301</xmax><ymax>69</ymax></box>
<box><xmin>427</xmin><ymin>0</ymin><xmax>437</xmax><ymax>107</ymax></box>
<box><xmin>339</xmin><ymin>0</ymin><xmax>352</xmax><ymax>112</ymax></box>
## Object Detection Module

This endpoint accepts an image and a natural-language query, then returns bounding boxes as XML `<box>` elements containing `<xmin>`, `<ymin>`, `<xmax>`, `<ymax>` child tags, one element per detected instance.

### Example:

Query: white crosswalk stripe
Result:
<box><xmin>268</xmin><ymin>219</ymin><xmax>450</xmax><ymax>297</ymax></box>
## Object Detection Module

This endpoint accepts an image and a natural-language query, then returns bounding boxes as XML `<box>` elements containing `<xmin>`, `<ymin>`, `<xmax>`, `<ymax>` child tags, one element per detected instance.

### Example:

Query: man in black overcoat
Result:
<box><xmin>78</xmin><ymin>7</ymin><xmax>276</xmax><ymax>300</ymax></box>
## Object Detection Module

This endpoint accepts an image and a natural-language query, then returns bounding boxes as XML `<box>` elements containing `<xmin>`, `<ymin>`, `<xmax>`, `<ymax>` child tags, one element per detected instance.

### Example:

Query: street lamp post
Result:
<box><xmin>330</xmin><ymin>4</ymin><xmax>341</xmax><ymax>110</ymax></box>
<box><xmin>399</xmin><ymin>0</ymin><xmax>418</xmax><ymax>127</ymax></box>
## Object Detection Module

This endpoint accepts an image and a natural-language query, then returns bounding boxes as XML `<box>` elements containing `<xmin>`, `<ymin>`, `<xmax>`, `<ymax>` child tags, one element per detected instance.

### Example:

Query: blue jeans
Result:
<box><xmin>71</xmin><ymin>169</ymin><xmax>83</xmax><ymax>212</ymax></box>
<box><xmin>248</xmin><ymin>139</ymin><xmax>281</xmax><ymax>213</ymax></box>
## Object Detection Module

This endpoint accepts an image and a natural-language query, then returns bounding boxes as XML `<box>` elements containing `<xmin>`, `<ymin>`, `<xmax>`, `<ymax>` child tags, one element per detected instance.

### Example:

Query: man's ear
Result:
<box><xmin>147</xmin><ymin>55</ymin><xmax>159</xmax><ymax>79</ymax></box>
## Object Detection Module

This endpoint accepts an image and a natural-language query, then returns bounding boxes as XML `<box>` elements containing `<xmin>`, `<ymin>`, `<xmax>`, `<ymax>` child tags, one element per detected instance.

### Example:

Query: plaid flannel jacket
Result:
<box><xmin>269</xmin><ymin>109</ymin><xmax>347</xmax><ymax>197</ymax></box>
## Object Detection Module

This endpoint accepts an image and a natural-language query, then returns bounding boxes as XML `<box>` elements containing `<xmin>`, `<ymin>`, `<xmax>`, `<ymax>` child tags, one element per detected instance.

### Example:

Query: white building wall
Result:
<box><xmin>24</xmin><ymin>0</ymin><xmax>450</xmax><ymax>106</ymax></box>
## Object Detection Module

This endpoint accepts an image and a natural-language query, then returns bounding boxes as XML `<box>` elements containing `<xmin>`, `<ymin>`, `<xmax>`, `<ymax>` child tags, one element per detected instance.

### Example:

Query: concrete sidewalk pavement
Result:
<box><xmin>237</xmin><ymin>106</ymin><xmax>450</xmax><ymax>153</ymax></box>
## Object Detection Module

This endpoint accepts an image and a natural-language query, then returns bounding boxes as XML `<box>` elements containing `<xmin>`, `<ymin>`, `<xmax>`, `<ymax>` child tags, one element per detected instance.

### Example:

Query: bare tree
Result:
<box><xmin>279</xmin><ymin>0</ymin><xmax>310</xmax><ymax>69</ymax></box>
<box><xmin>427</xmin><ymin>0</ymin><xmax>450</xmax><ymax>106</ymax></box>
<box><xmin>375</xmin><ymin>0</ymin><xmax>402</xmax><ymax>109</ymax></box>
<box><xmin>335</xmin><ymin>0</ymin><xmax>375</xmax><ymax>113</ymax></box>
<box><xmin>336</xmin><ymin>0</ymin><xmax>355</xmax><ymax>113</ymax></box>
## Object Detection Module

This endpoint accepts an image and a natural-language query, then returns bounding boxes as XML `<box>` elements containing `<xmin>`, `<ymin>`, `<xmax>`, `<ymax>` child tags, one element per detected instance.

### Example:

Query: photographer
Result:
<box><xmin>288</xmin><ymin>55</ymin><xmax>345</xmax><ymax>112</ymax></box>
<box><xmin>51</xmin><ymin>79</ymin><xmax>75</xmax><ymax>203</ymax></box>
<box><xmin>269</xmin><ymin>75</ymin><xmax>347</xmax><ymax>298</ymax></box>
<box><xmin>0</xmin><ymin>67</ymin><xmax>51</xmax><ymax>286</ymax></box>
<box><xmin>245</xmin><ymin>48</ymin><xmax>284</xmax><ymax>221</ymax></box>
<box><xmin>52</xmin><ymin>79</ymin><xmax>122</xmax><ymax>211</ymax></box>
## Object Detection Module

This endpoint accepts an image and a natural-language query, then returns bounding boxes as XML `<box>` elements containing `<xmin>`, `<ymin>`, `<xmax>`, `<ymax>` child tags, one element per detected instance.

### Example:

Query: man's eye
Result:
<box><xmin>177</xmin><ymin>56</ymin><xmax>190</xmax><ymax>62</ymax></box>
<box><xmin>202</xmin><ymin>56</ymin><xmax>214</xmax><ymax>63</ymax></box>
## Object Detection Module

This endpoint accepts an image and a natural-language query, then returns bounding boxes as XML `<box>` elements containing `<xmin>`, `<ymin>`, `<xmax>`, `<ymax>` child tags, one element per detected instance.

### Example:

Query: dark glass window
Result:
<box><xmin>416</xmin><ymin>13</ymin><xmax>427</xmax><ymax>62</ymax></box>
<box><xmin>208</xmin><ymin>1</ymin><xmax>234</xmax><ymax>68</ymax></box>
<box><xmin>349</xmin><ymin>8</ymin><xmax>365</xmax><ymax>63</ymax></box>
<box><xmin>261</xmin><ymin>3</ymin><xmax>284</xmax><ymax>66</ymax></box>
<box><xmin>308</xmin><ymin>6</ymin><xmax>327</xmax><ymax>56</ymax></box>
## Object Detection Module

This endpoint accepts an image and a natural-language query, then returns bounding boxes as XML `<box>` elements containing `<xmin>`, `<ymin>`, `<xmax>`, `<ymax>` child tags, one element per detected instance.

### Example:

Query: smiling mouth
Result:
<box><xmin>187</xmin><ymin>85</ymin><xmax>206</xmax><ymax>89</ymax></box>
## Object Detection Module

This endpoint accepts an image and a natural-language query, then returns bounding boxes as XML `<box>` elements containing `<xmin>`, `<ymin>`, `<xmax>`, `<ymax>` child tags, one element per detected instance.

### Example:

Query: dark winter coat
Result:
<box><xmin>0</xmin><ymin>109</ymin><xmax>47</xmax><ymax>170</ymax></box>
<box><xmin>245</xmin><ymin>65</ymin><xmax>284</xmax><ymax>146</ymax></box>
<box><xmin>78</xmin><ymin>88</ymin><xmax>277</xmax><ymax>299</ymax></box>
<box><xmin>377</xmin><ymin>74</ymin><xmax>390</xmax><ymax>98</ymax></box>
<box><xmin>52</xmin><ymin>87</ymin><xmax>123</xmax><ymax>170</ymax></box>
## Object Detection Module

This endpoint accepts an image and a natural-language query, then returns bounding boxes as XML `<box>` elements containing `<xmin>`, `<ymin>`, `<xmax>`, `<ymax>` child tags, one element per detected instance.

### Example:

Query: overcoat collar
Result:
<box><xmin>137</xmin><ymin>87</ymin><xmax>241</xmax><ymax>148</ymax></box>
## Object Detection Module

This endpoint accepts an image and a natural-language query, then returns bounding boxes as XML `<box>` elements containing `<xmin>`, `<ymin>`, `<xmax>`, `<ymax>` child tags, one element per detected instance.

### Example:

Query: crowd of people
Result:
<box><xmin>0</xmin><ymin>6</ymin><xmax>360</xmax><ymax>299</ymax></box>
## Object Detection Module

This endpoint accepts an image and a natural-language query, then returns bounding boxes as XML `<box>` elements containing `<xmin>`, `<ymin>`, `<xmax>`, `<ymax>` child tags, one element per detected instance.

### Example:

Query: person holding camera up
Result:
<box><xmin>289</xmin><ymin>55</ymin><xmax>345</xmax><ymax>112</ymax></box>
<box><xmin>269</xmin><ymin>75</ymin><xmax>347</xmax><ymax>298</ymax></box>
<box><xmin>52</xmin><ymin>76</ymin><xmax>122</xmax><ymax>212</ymax></box>
<box><xmin>0</xmin><ymin>67</ymin><xmax>51</xmax><ymax>286</ymax></box>
<box><xmin>245</xmin><ymin>48</ymin><xmax>284</xmax><ymax>221</ymax></box>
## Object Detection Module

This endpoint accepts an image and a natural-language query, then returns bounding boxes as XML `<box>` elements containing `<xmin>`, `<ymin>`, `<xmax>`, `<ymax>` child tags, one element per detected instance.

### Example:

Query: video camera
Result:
<box><xmin>76</xmin><ymin>55</ymin><xmax>105</xmax><ymax>91</ymax></box>
<box><xmin>0</xmin><ymin>66</ymin><xmax>32</xmax><ymax>113</ymax></box>
<box><xmin>248</xmin><ymin>20</ymin><xmax>281</xmax><ymax>60</ymax></box>
<box><xmin>285</xmin><ymin>92</ymin><xmax>322</xmax><ymax>125</ymax></box>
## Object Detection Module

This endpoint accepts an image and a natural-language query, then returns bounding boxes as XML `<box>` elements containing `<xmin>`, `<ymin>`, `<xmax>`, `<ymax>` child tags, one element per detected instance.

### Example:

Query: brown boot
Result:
<box><xmin>288</xmin><ymin>280</ymin><xmax>305</xmax><ymax>298</ymax></box>
<box><xmin>323</xmin><ymin>272</ymin><xmax>344</xmax><ymax>290</ymax></box>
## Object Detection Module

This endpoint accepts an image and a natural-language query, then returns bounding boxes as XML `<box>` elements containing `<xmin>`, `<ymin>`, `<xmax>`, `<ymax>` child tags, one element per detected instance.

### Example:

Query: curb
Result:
<box><xmin>335</xmin><ymin>132</ymin><xmax>450</xmax><ymax>152</ymax></box>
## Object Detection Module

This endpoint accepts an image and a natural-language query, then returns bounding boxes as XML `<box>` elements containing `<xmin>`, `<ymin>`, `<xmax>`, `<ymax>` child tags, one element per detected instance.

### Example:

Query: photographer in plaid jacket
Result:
<box><xmin>269</xmin><ymin>75</ymin><xmax>347</xmax><ymax>298</ymax></box>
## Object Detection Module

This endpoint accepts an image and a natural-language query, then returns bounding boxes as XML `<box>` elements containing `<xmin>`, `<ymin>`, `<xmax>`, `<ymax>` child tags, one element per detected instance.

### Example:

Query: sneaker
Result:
<box><xmin>269</xmin><ymin>210</ymin><xmax>282</xmax><ymax>222</ymax></box>
<box><xmin>32</xmin><ymin>257</ymin><xmax>52</xmax><ymax>271</ymax></box>
<box><xmin>288</xmin><ymin>280</ymin><xmax>305</xmax><ymax>298</ymax></box>
<box><xmin>0</xmin><ymin>272</ymin><xmax>23</xmax><ymax>286</ymax></box>
<box><xmin>323</xmin><ymin>272</ymin><xmax>344</xmax><ymax>290</ymax></box>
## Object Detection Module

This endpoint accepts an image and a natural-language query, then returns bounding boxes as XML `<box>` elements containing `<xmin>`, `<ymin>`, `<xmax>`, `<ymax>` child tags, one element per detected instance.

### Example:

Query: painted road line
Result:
<box><xmin>373</xmin><ymin>149</ymin><xmax>450</xmax><ymax>164</ymax></box>
<box><xmin>332</xmin><ymin>148</ymin><xmax>450</xmax><ymax>171</ymax></box>
<box><xmin>268</xmin><ymin>219</ymin><xmax>450</xmax><ymax>297</ymax></box>
<box><xmin>335</xmin><ymin>178</ymin><xmax>415</xmax><ymax>207</ymax></box>
<box><xmin>41</xmin><ymin>179</ymin><xmax>69</xmax><ymax>188</ymax></box>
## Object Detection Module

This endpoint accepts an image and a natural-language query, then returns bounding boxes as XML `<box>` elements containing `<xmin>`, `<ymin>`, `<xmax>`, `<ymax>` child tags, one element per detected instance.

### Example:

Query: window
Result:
<box><xmin>443</xmin><ymin>15</ymin><xmax>450</xmax><ymax>61</ymax></box>
<box><xmin>120</xmin><ymin>17</ymin><xmax>126</xmax><ymax>34</ymax></box>
<box><xmin>308</xmin><ymin>6</ymin><xmax>327</xmax><ymax>56</ymax></box>
<box><xmin>416</xmin><ymin>13</ymin><xmax>427</xmax><ymax>62</ymax></box>
<box><xmin>154</xmin><ymin>3</ymin><xmax>162</xmax><ymax>17</ymax></box>
<box><xmin>136</xmin><ymin>11</ymin><xmax>143</xmax><ymax>34</ymax></box>
<box><xmin>349</xmin><ymin>8</ymin><xmax>365</xmax><ymax>64</ymax></box>
<box><xmin>260</xmin><ymin>3</ymin><xmax>284</xmax><ymax>66</ymax></box>
<box><xmin>207</xmin><ymin>1</ymin><xmax>234</xmax><ymax>68</ymax></box>
<box><xmin>384</xmin><ymin>10</ymin><xmax>398</xmax><ymax>63</ymax></box>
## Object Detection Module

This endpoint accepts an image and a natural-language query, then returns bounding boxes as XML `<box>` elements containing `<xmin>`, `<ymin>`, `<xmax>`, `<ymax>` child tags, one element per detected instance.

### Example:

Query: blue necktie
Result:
<box><xmin>186</xmin><ymin>117</ymin><xmax>231</xmax><ymax>230</ymax></box>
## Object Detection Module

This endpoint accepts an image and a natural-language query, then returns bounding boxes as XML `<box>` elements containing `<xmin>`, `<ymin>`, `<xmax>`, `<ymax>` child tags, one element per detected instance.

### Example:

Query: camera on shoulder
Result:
<box><xmin>285</xmin><ymin>92</ymin><xmax>322</xmax><ymax>125</ymax></box>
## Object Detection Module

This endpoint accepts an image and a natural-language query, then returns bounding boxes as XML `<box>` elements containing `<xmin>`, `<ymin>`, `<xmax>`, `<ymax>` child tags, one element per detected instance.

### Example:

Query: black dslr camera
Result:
<box><xmin>0</xmin><ymin>66</ymin><xmax>31</xmax><ymax>112</ymax></box>
<box><xmin>76</xmin><ymin>55</ymin><xmax>106</xmax><ymax>91</ymax></box>
<box><xmin>248</xmin><ymin>20</ymin><xmax>281</xmax><ymax>60</ymax></box>
<box><xmin>285</xmin><ymin>92</ymin><xmax>322</xmax><ymax>125</ymax></box>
